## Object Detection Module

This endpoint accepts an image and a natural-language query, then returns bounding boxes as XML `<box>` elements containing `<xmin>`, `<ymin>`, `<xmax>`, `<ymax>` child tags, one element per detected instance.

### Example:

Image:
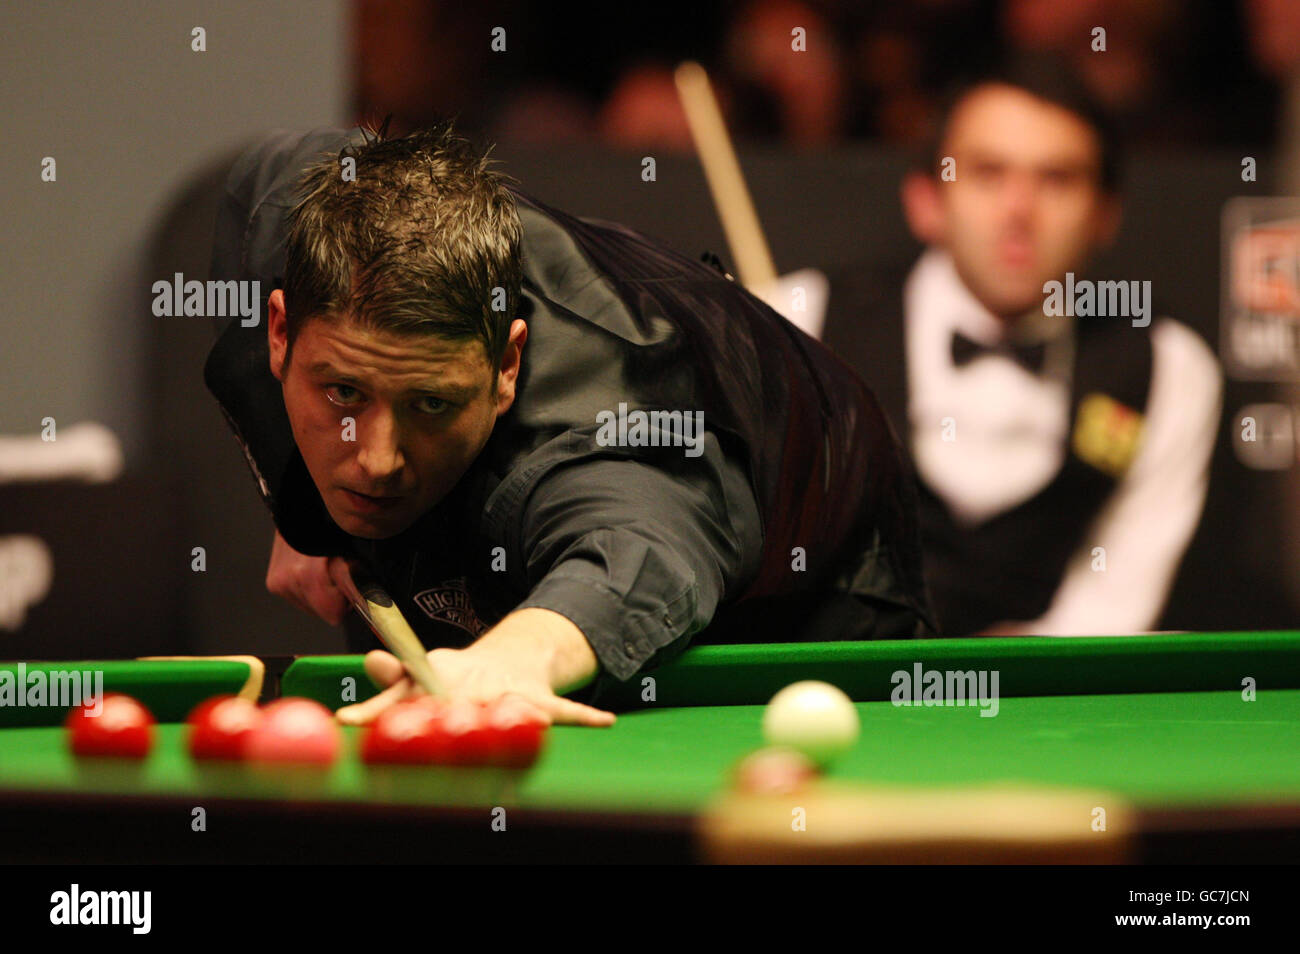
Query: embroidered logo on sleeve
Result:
<box><xmin>413</xmin><ymin>578</ymin><xmax>487</xmax><ymax>637</ymax></box>
<box><xmin>1072</xmin><ymin>392</ymin><xmax>1144</xmax><ymax>477</ymax></box>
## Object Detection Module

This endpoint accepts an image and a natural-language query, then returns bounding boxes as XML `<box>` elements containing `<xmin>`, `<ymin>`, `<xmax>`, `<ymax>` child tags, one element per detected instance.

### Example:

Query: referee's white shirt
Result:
<box><xmin>899</xmin><ymin>249</ymin><xmax>1220</xmax><ymax>635</ymax></box>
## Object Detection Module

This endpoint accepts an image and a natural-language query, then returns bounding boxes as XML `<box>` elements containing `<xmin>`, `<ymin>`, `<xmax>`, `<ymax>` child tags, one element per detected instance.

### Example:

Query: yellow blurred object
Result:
<box><xmin>1073</xmin><ymin>393</ymin><xmax>1144</xmax><ymax>477</ymax></box>
<box><xmin>699</xmin><ymin>782</ymin><xmax>1134</xmax><ymax>864</ymax></box>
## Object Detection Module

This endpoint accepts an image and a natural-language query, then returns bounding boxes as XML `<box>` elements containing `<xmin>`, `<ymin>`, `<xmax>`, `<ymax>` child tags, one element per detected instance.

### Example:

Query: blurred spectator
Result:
<box><xmin>354</xmin><ymin>0</ymin><xmax>499</xmax><ymax>135</ymax></box>
<box><xmin>352</xmin><ymin>0</ymin><xmax>1279</xmax><ymax>151</ymax></box>
<box><xmin>819</xmin><ymin>56</ymin><xmax>1223</xmax><ymax>636</ymax></box>
<box><xmin>492</xmin><ymin>86</ymin><xmax>596</xmax><ymax>145</ymax></box>
<box><xmin>1243</xmin><ymin>0</ymin><xmax>1300</xmax><ymax>193</ymax></box>
<box><xmin>840</xmin><ymin>0</ymin><xmax>994</xmax><ymax>145</ymax></box>
<box><xmin>847</xmin><ymin>21</ymin><xmax>933</xmax><ymax>144</ymax></box>
<box><xmin>1242</xmin><ymin>0</ymin><xmax>1300</xmax><ymax>80</ymax></box>
<box><xmin>493</xmin><ymin>2</ymin><xmax>724</xmax><ymax>147</ymax></box>
<box><xmin>998</xmin><ymin>0</ymin><xmax>1283</xmax><ymax>149</ymax></box>
<box><xmin>721</xmin><ymin>0</ymin><xmax>846</xmax><ymax>146</ymax></box>
<box><xmin>598</xmin><ymin>62</ymin><xmax>695</xmax><ymax>152</ymax></box>
<box><xmin>1000</xmin><ymin>0</ymin><xmax>1204</xmax><ymax>145</ymax></box>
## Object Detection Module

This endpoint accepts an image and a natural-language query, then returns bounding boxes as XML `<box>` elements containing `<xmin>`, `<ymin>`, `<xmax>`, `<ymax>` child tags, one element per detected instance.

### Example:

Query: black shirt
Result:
<box><xmin>205</xmin><ymin>127</ymin><xmax>934</xmax><ymax>686</ymax></box>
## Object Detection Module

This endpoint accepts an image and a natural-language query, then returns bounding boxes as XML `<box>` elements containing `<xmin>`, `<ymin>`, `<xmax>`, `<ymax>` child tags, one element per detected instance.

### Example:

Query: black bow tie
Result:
<box><xmin>951</xmin><ymin>331</ymin><xmax>1048</xmax><ymax>374</ymax></box>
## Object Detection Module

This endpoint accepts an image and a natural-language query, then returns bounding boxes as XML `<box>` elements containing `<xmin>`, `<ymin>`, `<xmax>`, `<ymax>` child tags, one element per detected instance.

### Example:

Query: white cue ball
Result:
<box><xmin>762</xmin><ymin>680</ymin><xmax>860</xmax><ymax>766</ymax></box>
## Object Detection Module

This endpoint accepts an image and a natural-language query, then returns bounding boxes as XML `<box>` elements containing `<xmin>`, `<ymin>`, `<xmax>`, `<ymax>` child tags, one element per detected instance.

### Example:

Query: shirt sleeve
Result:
<box><xmin>513</xmin><ymin>433</ymin><xmax>762</xmax><ymax>681</ymax></box>
<box><xmin>208</xmin><ymin>126</ymin><xmax>366</xmax><ymax>292</ymax></box>
<box><xmin>1029</xmin><ymin>319</ymin><xmax>1223</xmax><ymax>635</ymax></box>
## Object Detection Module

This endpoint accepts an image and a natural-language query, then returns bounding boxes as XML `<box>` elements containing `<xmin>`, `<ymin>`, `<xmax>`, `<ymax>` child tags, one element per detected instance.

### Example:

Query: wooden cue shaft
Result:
<box><xmin>348</xmin><ymin>581</ymin><xmax>443</xmax><ymax>697</ymax></box>
<box><xmin>674</xmin><ymin>60</ymin><xmax>779</xmax><ymax>289</ymax></box>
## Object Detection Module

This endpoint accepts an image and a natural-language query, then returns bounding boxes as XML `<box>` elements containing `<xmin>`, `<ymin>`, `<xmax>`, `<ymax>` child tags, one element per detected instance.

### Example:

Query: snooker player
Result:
<box><xmin>820</xmin><ymin>58</ymin><xmax>1222</xmax><ymax>637</ymax></box>
<box><xmin>204</xmin><ymin>122</ymin><xmax>934</xmax><ymax>725</ymax></box>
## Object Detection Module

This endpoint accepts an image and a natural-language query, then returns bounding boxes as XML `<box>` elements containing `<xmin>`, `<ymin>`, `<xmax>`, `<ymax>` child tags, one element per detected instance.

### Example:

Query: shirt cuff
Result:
<box><xmin>516</xmin><ymin>571</ymin><xmax>697</xmax><ymax>681</ymax></box>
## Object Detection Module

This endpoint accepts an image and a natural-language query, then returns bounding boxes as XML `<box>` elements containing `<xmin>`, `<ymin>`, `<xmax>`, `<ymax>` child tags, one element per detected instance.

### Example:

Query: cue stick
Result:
<box><xmin>674</xmin><ymin>60</ymin><xmax>779</xmax><ymax>289</ymax></box>
<box><xmin>344</xmin><ymin>567</ymin><xmax>443</xmax><ymax>698</ymax></box>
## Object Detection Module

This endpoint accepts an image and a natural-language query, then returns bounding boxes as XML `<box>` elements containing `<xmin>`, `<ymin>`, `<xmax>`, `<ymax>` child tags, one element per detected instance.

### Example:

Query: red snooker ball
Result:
<box><xmin>732</xmin><ymin>746</ymin><xmax>818</xmax><ymax>795</ymax></box>
<box><xmin>65</xmin><ymin>693</ymin><xmax>155</xmax><ymax>759</ymax></box>
<box><xmin>434</xmin><ymin>699</ymin><xmax>494</xmax><ymax>766</ymax></box>
<box><xmin>359</xmin><ymin>696</ymin><xmax>548</xmax><ymax>768</ymax></box>
<box><xmin>361</xmin><ymin>700</ymin><xmax>444</xmax><ymax>764</ymax></box>
<box><xmin>244</xmin><ymin>697</ymin><xmax>341</xmax><ymax>765</ymax></box>
<box><xmin>186</xmin><ymin>695</ymin><xmax>263</xmax><ymax>760</ymax></box>
<box><xmin>484</xmin><ymin>695</ymin><xmax>548</xmax><ymax>769</ymax></box>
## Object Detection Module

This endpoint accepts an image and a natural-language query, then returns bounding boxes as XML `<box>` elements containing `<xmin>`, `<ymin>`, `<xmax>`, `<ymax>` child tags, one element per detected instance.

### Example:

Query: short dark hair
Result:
<box><xmin>917</xmin><ymin>53</ymin><xmax>1121</xmax><ymax>193</ymax></box>
<box><xmin>283</xmin><ymin>119</ymin><xmax>523</xmax><ymax>369</ymax></box>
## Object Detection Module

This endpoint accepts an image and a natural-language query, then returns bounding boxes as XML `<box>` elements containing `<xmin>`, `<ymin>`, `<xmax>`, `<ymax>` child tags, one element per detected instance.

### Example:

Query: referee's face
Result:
<box><xmin>918</xmin><ymin>83</ymin><xmax>1117</xmax><ymax>319</ymax></box>
<box><xmin>267</xmin><ymin>290</ymin><xmax>526</xmax><ymax>539</ymax></box>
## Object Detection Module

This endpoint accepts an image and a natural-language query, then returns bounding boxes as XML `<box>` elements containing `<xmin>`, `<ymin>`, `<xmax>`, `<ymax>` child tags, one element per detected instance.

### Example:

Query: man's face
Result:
<box><xmin>267</xmin><ymin>290</ymin><xmax>525</xmax><ymax>539</ymax></box>
<box><xmin>908</xmin><ymin>84</ymin><xmax>1118</xmax><ymax>318</ymax></box>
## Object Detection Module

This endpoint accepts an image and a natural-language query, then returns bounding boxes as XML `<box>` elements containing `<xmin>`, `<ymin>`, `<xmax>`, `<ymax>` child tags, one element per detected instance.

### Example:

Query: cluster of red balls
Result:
<box><xmin>64</xmin><ymin>692</ymin><xmax>547</xmax><ymax>769</ymax></box>
<box><xmin>359</xmin><ymin>695</ymin><xmax>547</xmax><ymax>768</ymax></box>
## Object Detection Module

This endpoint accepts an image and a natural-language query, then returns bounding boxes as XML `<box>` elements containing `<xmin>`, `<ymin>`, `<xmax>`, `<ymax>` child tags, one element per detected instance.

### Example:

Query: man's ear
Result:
<box><xmin>495</xmin><ymin>319</ymin><xmax>528</xmax><ymax>415</ymax></box>
<box><xmin>900</xmin><ymin>171</ymin><xmax>945</xmax><ymax>246</ymax></box>
<box><xmin>267</xmin><ymin>289</ymin><xmax>289</xmax><ymax>382</ymax></box>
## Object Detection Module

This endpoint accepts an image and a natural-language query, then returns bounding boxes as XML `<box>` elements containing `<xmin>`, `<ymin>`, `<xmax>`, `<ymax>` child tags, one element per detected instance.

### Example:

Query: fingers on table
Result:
<box><xmin>362</xmin><ymin>649</ymin><xmax>405</xmax><ymax>689</ymax></box>
<box><xmin>336</xmin><ymin>660</ymin><xmax>617</xmax><ymax>729</ymax></box>
<box><xmin>334</xmin><ymin>677</ymin><xmax>417</xmax><ymax>726</ymax></box>
<box><xmin>547</xmin><ymin>698</ymin><xmax>616</xmax><ymax>727</ymax></box>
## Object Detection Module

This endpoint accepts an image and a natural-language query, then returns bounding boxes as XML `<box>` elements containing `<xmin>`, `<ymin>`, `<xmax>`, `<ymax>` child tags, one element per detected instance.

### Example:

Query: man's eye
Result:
<box><xmin>1041</xmin><ymin>169</ymin><xmax>1079</xmax><ymax>188</ymax></box>
<box><xmin>414</xmin><ymin>395</ymin><xmax>448</xmax><ymax>415</ymax></box>
<box><xmin>325</xmin><ymin>384</ymin><xmax>362</xmax><ymax>406</ymax></box>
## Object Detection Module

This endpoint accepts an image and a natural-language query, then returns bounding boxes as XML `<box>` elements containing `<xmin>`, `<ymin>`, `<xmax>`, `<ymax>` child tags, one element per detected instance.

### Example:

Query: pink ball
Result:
<box><xmin>244</xmin><ymin>697</ymin><xmax>340</xmax><ymax>765</ymax></box>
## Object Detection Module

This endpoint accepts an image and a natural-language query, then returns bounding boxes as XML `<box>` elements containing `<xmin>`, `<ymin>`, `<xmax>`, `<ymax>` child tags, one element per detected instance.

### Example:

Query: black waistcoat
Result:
<box><xmin>511</xmin><ymin>193</ymin><xmax>929</xmax><ymax>614</ymax></box>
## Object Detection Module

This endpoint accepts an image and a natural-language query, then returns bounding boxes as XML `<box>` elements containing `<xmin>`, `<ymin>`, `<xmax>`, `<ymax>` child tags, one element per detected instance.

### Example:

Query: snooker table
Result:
<box><xmin>1</xmin><ymin>631</ymin><xmax>1298</xmax><ymax>864</ymax></box>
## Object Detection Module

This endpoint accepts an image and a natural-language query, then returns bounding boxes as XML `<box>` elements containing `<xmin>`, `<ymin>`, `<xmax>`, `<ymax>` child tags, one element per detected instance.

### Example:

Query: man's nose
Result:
<box><xmin>1002</xmin><ymin>174</ymin><xmax>1036</xmax><ymax>219</ymax></box>
<box><xmin>355</xmin><ymin>408</ymin><xmax>405</xmax><ymax>478</ymax></box>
